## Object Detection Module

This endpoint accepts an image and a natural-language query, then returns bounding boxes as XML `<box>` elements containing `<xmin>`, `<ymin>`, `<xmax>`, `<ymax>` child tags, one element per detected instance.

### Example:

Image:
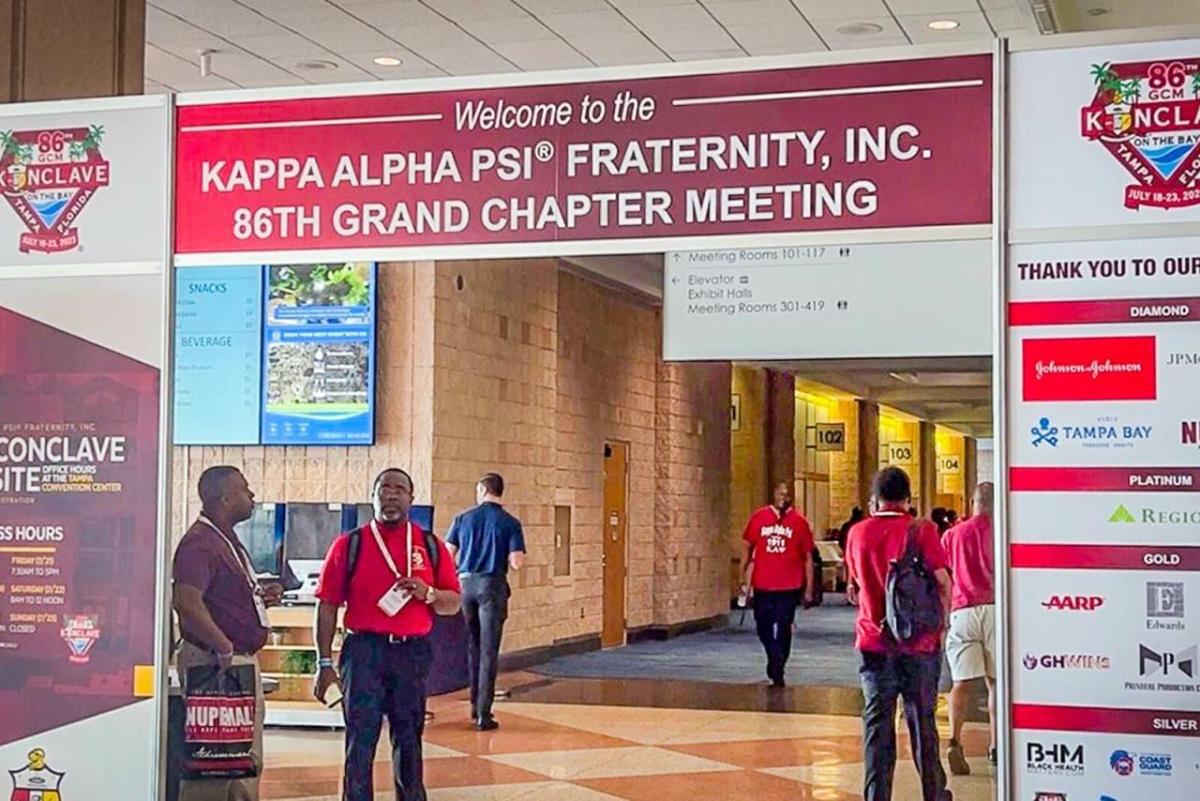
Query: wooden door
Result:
<box><xmin>601</xmin><ymin>441</ymin><xmax>629</xmax><ymax>648</ymax></box>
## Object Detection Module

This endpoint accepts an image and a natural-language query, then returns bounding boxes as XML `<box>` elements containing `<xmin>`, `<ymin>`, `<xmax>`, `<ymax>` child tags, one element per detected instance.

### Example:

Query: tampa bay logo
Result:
<box><xmin>1080</xmin><ymin>58</ymin><xmax>1200</xmax><ymax>210</ymax></box>
<box><xmin>0</xmin><ymin>125</ymin><xmax>109</xmax><ymax>254</ymax></box>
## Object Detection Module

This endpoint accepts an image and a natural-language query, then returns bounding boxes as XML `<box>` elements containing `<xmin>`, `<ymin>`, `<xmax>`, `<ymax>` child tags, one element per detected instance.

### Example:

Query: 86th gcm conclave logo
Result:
<box><xmin>1081</xmin><ymin>57</ymin><xmax>1200</xmax><ymax>210</ymax></box>
<box><xmin>0</xmin><ymin>125</ymin><xmax>109</xmax><ymax>253</ymax></box>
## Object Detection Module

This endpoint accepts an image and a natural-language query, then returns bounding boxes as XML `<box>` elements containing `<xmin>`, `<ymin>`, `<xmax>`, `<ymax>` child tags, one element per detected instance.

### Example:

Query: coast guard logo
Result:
<box><xmin>0</xmin><ymin>125</ymin><xmax>109</xmax><ymax>253</ymax></box>
<box><xmin>1080</xmin><ymin>58</ymin><xmax>1200</xmax><ymax>210</ymax></box>
<box><xmin>59</xmin><ymin>614</ymin><xmax>100</xmax><ymax>664</ymax></box>
<box><xmin>8</xmin><ymin>748</ymin><xmax>64</xmax><ymax>801</ymax></box>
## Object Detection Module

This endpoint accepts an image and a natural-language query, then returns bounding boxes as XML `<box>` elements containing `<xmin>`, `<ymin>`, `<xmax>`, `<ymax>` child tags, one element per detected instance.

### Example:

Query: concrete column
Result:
<box><xmin>919</xmin><ymin>421</ymin><xmax>937</xmax><ymax>515</ymax></box>
<box><xmin>964</xmin><ymin>436</ymin><xmax>979</xmax><ymax>516</ymax></box>
<box><xmin>856</xmin><ymin>400</ymin><xmax>879</xmax><ymax>509</ymax></box>
<box><xmin>1</xmin><ymin>0</ymin><xmax>144</xmax><ymax>102</ymax></box>
<box><xmin>765</xmin><ymin>370</ymin><xmax>795</xmax><ymax>493</ymax></box>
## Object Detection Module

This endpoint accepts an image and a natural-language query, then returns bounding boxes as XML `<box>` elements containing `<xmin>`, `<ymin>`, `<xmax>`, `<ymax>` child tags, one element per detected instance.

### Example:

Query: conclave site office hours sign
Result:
<box><xmin>173</xmin><ymin>53</ymin><xmax>992</xmax><ymax>260</ymax></box>
<box><xmin>0</xmin><ymin>96</ymin><xmax>169</xmax><ymax>801</ymax></box>
<box><xmin>1007</xmin><ymin>37</ymin><xmax>1200</xmax><ymax>801</ymax></box>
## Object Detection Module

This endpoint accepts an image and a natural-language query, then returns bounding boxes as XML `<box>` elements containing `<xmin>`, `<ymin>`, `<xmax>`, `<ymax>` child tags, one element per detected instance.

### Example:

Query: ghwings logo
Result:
<box><xmin>1080</xmin><ymin>58</ymin><xmax>1200</xmax><ymax>210</ymax></box>
<box><xmin>0</xmin><ymin>126</ymin><xmax>109</xmax><ymax>254</ymax></box>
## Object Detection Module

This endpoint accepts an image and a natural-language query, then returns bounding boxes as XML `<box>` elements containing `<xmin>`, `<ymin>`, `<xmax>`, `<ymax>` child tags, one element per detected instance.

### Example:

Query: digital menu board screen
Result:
<box><xmin>173</xmin><ymin>266</ymin><xmax>263</xmax><ymax>444</ymax></box>
<box><xmin>261</xmin><ymin>263</ymin><xmax>376</xmax><ymax>445</ymax></box>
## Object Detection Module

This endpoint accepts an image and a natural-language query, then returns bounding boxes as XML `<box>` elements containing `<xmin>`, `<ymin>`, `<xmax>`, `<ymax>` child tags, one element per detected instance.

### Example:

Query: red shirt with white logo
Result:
<box><xmin>845</xmin><ymin>512</ymin><xmax>949</xmax><ymax>654</ymax></box>
<box><xmin>315</xmin><ymin>520</ymin><xmax>460</xmax><ymax>637</ymax></box>
<box><xmin>942</xmin><ymin>514</ymin><xmax>994</xmax><ymax>611</ymax></box>
<box><xmin>743</xmin><ymin>505</ymin><xmax>814</xmax><ymax>592</ymax></box>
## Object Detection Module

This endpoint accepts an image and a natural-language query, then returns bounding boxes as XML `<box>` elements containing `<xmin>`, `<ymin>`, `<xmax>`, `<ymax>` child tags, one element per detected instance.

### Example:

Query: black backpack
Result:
<box><xmin>345</xmin><ymin>524</ymin><xmax>440</xmax><ymax>583</ymax></box>
<box><xmin>884</xmin><ymin>521</ymin><xmax>943</xmax><ymax>643</ymax></box>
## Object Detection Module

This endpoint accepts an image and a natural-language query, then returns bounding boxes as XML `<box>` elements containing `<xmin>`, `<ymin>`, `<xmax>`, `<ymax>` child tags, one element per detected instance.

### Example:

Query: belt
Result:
<box><xmin>346</xmin><ymin>630</ymin><xmax>426</xmax><ymax>644</ymax></box>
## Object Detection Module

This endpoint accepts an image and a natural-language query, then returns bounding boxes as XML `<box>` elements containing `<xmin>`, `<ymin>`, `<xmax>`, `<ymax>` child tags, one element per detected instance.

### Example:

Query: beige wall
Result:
<box><xmin>173</xmin><ymin>259</ymin><xmax>730</xmax><ymax>654</ymax></box>
<box><xmin>728</xmin><ymin>366</ymin><xmax>766</xmax><ymax>582</ymax></box>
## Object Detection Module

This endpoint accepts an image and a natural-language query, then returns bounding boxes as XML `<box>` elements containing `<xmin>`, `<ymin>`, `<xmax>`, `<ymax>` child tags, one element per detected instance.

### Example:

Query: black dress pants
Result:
<box><xmin>461</xmin><ymin>573</ymin><xmax>510</xmax><ymax>720</ymax></box>
<box><xmin>340</xmin><ymin>633</ymin><xmax>432</xmax><ymax>801</ymax></box>
<box><xmin>752</xmin><ymin>589</ymin><xmax>799</xmax><ymax>682</ymax></box>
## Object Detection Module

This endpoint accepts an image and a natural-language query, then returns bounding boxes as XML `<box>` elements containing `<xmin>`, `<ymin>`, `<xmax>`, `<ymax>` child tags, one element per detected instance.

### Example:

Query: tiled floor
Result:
<box><xmin>260</xmin><ymin>681</ymin><xmax>996</xmax><ymax>801</ymax></box>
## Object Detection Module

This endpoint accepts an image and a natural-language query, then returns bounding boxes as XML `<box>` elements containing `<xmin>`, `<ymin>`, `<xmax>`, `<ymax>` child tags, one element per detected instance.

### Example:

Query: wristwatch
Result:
<box><xmin>424</xmin><ymin>586</ymin><xmax>437</xmax><ymax>605</ymax></box>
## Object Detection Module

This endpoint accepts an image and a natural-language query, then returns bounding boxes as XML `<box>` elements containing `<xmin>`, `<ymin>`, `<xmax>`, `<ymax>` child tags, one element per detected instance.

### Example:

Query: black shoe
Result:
<box><xmin>475</xmin><ymin>716</ymin><xmax>499</xmax><ymax>731</ymax></box>
<box><xmin>770</xmin><ymin>676</ymin><xmax>786</xmax><ymax>689</ymax></box>
<box><xmin>988</xmin><ymin>747</ymin><xmax>997</xmax><ymax>766</ymax></box>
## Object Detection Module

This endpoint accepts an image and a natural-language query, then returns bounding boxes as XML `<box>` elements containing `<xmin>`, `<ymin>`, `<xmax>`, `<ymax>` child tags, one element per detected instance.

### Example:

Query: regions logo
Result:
<box><xmin>59</xmin><ymin>613</ymin><xmax>100</xmax><ymax>664</ymax></box>
<box><xmin>1023</xmin><ymin>653</ymin><xmax>1111</xmax><ymax>671</ymax></box>
<box><xmin>1109</xmin><ymin>503</ymin><xmax>1200</xmax><ymax>525</ymax></box>
<box><xmin>1146</xmin><ymin>582</ymin><xmax>1185</xmax><ymax>631</ymax></box>
<box><xmin>1080</xmin><ymin>58</ymin><xmax>1200</xmax><ymax>210</ymax></box>
<box><xmin>1029</xmin><ymin>416</ymin><xmax>1152</xmax><ymax>449</ymax></box>
<box><xmin>1023</xmin><ymin>336</ymin><xmax>1156</xmax><ymax>401</ymax></box>
<box><xmin>0</xmin><ymin>125</ymin><xmax>109</xmax><ymax>254</ymax></box>
<box><xmin>1026</xmin><ymin>741</ymin><xmax>1085</xmax><ymax>776</ymax></box>
<box><xmin>8</xmin><ymin>748</ymin><xmax>64</xmax><ymax>801</ymax></box>
<box><xmin>1109</xmin><ymin>748</ymin><xmax>1173</xmax><ymax>777</ymax></box>
<box><xmin>1042</xmin><ymin>595</ymin><xmax>1104</xmax><ymax>611</ymax></box>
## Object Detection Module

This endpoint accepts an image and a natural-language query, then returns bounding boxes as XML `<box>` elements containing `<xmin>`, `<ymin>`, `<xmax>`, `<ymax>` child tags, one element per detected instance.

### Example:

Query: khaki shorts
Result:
<box><xmin>945</xmin><ymin>604</ymin><xmax>996</xmax><ymax>682</ymax></box>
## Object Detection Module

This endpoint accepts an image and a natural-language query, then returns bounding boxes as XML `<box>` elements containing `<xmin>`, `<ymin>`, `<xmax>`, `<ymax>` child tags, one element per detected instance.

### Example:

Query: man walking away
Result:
<box><xmin>313</xmin><ymin>468</ymin><xmax>462</xmax><ymax>801</ymax></box>
<box><xmin>742</xmin><ymin>482</ymin><xmax>815</xmax><ymax>688</ymax></box>
<box><xmin>173</xmin><ymin>466</ymin><xmax>282</xmax><ymax>801</ymax></box>
<box><xmin>943</xmin><ymin>482</ymin><xmax>997</xmax><ymax>774</ymax></box>
<box><xmin>845</xmin><ymin>467</ymin><xmax>953</xmax><ymax>801</ymax></box>
<box><xmin>446</xmin><ymin>472</ymin><xmax>526</xmax><ymax>731</ymax></box>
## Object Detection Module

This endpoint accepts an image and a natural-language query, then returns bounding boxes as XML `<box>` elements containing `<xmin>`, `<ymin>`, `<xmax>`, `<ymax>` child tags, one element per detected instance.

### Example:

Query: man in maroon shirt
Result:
<box><xmin>845</xmin><ymin>467</ymin><xmax>953</xmax><ymax>801</ymax></box>
<box><xmin>172</xmin><ymin>466</ymin><xmax>283</xmax><ymax>801</ymax></box>
<box><xmin>942</xmin><ymin>482</ymin><xmax>996</xmax><ymax>775</ymax></box>
<box><xmin>313</xmin><ymin>468</ymin><xmax>462</xmax><ymax>801</ymax></box>
<box><xmin>742</xmin><ymin>482</ymin><xmax>815</xmax><ymax>687</ymax></box>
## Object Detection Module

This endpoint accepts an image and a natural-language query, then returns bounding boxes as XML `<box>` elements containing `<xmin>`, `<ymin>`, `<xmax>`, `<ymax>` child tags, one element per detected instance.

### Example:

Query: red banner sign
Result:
<box><xmin>1010</xmin><ymin>297</ymin><xmax>1200</xmax><ymax>326</ymax></box>
<box><xmin>1022</xmin><ymin>335</ymin><xmax>1157</xmax><ymax>401</ymax></box>
<box><xmin>174</xmin><ymin>54</ymin><xmax>992</xmax><ymax>256</ymax></box>
<box><xmin>1015</xmin><ymin>704</ymin><xmax>1200</xmax><ymax>738</ymax></box>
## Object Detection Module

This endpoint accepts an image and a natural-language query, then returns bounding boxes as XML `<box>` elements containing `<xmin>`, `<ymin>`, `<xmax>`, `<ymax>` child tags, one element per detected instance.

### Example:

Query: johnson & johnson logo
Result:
<box><xmin>1023</xmin><ymin>336</ymin><xmax>1156</xmax><ymax>401</ymax></box>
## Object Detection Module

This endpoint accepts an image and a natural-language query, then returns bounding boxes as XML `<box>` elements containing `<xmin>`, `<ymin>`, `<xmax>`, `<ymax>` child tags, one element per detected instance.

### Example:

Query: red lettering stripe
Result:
<box><xmin>1010</xmin><ymin>297</ymin><xmax>1200</xmax><ymax>326</ymax></box>
<box><xmin>1010</xmin><ymin>466</ymin><xmax>1200</xmax><ymax>492</ymax></box>
<box><xmin>1014</xmin><ymin>703</ymin><xmax>1200</xmax><ymax>737</ymax></box>
<box><xmin>1011</xmin><ymin>543</ymin><xmax>1200</xmax><ymax>571</ymax></box>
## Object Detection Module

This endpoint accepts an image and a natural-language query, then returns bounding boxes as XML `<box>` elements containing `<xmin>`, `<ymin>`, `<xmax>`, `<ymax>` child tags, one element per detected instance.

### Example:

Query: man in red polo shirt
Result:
<box><xmin>845</xmin><ymin>467</ymin><xmax>952</xmax><ymax>801</ymax></box>
<box><xmin>742</xmin><ymin>482</ymin><xmax>815</xmax><ymax>687</ymax></box>
<box><xmin>313</xmin><ymin>468</ymin><xmax>462</xmax><ymax>801</ymax></box>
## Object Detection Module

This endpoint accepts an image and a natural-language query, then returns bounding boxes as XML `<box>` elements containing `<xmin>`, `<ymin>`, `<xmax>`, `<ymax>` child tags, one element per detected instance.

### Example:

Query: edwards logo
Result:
<box><xmin>0</xmin><ymin>125</ymin><xmax>109</xmax><ymax>254</ymax></box>
<box><xmin>1081</xmin><ymin>58</ymin><xmax>1200</xmax><ymax>210</ymax></box>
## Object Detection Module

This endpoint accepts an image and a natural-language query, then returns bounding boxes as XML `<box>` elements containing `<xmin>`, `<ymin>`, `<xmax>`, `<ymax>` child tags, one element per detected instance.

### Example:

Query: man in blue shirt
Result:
<box><xmin>446</xmin><ymin>473</ymin><xmax>526</xmax><ymax>731</ymax></box>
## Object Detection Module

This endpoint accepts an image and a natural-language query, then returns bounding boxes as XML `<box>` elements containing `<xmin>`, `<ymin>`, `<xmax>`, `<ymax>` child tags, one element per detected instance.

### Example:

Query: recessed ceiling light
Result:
<box><xmin>927</xmin><ymin>19</ymin><xmax>961</xmax><ymax>30</ymax></box>
<box><xmin>373</xmin><ymin>56</ymin><xmax>403</xmax><ymax>67</ymax></box>
<box><xmin>296</xmin><ymin>59</ymin><xmax>338</xmax><ymax>71</ymax></box>
<box><xmin>1086</xmin><ymin>6</ymin><xmax>1109</xmax><ymax>15</ymax></box>
<box><xmin>835</xmin><ymin>22</ymin><xmax>884</xmax><ymax>35</ymax></box>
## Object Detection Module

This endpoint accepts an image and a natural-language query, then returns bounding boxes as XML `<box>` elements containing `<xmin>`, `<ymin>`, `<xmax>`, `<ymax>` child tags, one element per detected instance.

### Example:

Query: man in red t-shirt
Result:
<box><xmin>313</xmin><ymin>468</ymin><xmax>462</xmax><ymax>801</ymax></box>
<box><xmin>742</xmin><ymin>482</ymin><xmax>815</xmax><ymax>687</ymax></box>
<box><xmin>845</xmin><ymin>467</ymin><xmax>952</xmax><ymax>801</ymax></box>
<box><xmin>942</xmin><ymin>482</ymin><xmax>996</xmax><ymax>776</ymax></box>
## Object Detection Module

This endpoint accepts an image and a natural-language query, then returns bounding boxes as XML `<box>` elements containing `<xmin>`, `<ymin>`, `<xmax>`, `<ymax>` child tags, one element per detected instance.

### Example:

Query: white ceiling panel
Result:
<box><xmin>462</xmin><ymin>15</ymin><xmax>560</xmax><ymax>44</ymax></box>
<box><xmin>540</xmin><ymin>9</ymin><xmax>642</xmax><ymax>38</ymax></box>
<box><xmin>343</xmin><ymin>49</ymin><xmax>447</xmax><ymax>77</ymax></box>
<box><xmin>900</xmin><ymin>10</ymin><xmax>995</xmax><ymax>42</ymax></box>
<box><xmin>609</xmin><ymin>0</ymin><xmax>696</xmax><ymax>7</ymax></box>
<box><xmin>337</xmin><ymin>1</ymin><xmax>447</xmax><ymax>28</ymax></box>
<box><xmin>885</xmin><ymin>0</ymin><xmax>982</xmax><ymax>13</ymax></box>
<box><xmin>429</xmin><ymin>45</ymin><xmax>521</xmax><ymax>74</ymax></box>
<box><xmin>149</xmin><ymin>0</ymin><xmax>283</xmax><ymax>38</ymax></box>
<box><xmin>424</xmin><ymin>0</ymin><xmax>528</xmax><ymax>22</ymax></box>
<box><xmin>790</xmin><ymin>0</ymin><xmax>890</xmax><ymax>21</ymax></box>
<box><xmin>669</xmin><ymin>48</ymin><xmax>749</xmax><ymax>61</ymax></box>
<box><xmin>492</xmin><ymin>38</ymin><xmax>595</xmax><ymax>70</ymax></box>
<box><xmin>726</xmin><ymin>20</ymin><xmax>825</xmax><ymax>52</ymax></box>
<box><xmin>704</xmin><ymin>0</ymin><xmax>809</xmax><ymax>26</ymax></box>
<box><xmin>571</xmin><ymin>31</ymin><xmax>670</xmax><ymax>65</ymax></box>
<box><xmin>220</xmin><ymin>32</ymin><xmax>328</xmax><ymax>59</ymax></box>
<box><xmin>808</xmin><ymin>14</ymin><xmax>910</xmax><ymax>46</ymax></box>
<box><xmin>145</xmin><ymin>43</ymin><xmax>240</xmax><ymax>90</ymax></box>
<box><xmin>629</xmin><ymin>7</ymin><xmax>741</xmax><ymax>52</ymax></box>
<box><xmin>984</xmin><ymin>4</ymin><xmax>1031</xmax><ymax>31</ymax></box>
<box><xmin>516</xmin><ymin>0</ymin><xmax>609</xmax><ymax>13</ymax></box>
<box><xmin>201</xmin><ymin>51</ymin><xmax>304</xmax><ymax>87</ymax></box>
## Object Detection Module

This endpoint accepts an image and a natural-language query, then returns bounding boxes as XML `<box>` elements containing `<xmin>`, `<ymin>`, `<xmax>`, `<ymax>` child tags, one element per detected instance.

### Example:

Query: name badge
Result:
<box><xmin>254</xmin><ymin>594</ymin><xmax>271</xmax><ymax>628</ymax></box>
<box><xmin>377</xmin><ymin>583</ymin><xmax>412</xmax><ymax>617</ymax></box>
